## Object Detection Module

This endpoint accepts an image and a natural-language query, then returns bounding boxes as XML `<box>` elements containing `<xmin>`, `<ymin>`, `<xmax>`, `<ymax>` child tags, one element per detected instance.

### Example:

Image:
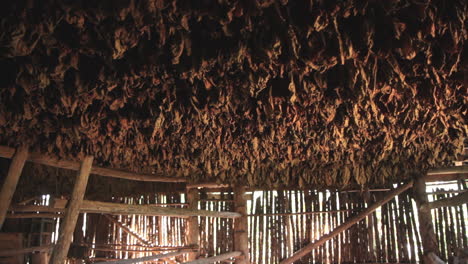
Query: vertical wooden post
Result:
<box><xmin>234</xmin><ymin>186</ymin><xmax>250</xmax><ymax>264</ymax></box>
<box><xmin>186</xmin><ymin>188</ymin><xmax>200</xmax><ymax>261</ymax></box>
<box><xmin>0</xmin><ymin>146</ymin><xmax>28</xmax><ymax>230</ymax></box>
<box><xmin>413</xmin><ymin>173</ymin><xmax>439</xmax><ymax>263</ymax></box>
<box><xmin>49</xmin><ymin>156</ymin><xmax>93</xmax><ymax>264</ymax></box>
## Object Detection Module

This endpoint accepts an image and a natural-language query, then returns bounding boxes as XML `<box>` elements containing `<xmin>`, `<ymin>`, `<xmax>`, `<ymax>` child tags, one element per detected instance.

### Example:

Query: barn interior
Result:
<box><xmin>0</xmin><ymin>0</ymin><xmax>467</xmax><ymax>263</ymax></box>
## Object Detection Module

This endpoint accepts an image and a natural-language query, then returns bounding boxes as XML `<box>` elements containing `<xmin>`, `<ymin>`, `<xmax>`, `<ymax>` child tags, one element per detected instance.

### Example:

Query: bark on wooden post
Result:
<box><xmin>234</xmin><ymin>186</ymin><xmax>250</xmax><ymax>264</ymax></box>
<box><xmin>413</xmin><ymin>173</ymin><xmax>439</xmax><ymax>263</ymax></box>
<box><xmin>50</xmin><ymin>156</ymin><xmax>93</xmax><ymax>264</ymax></box>
<box><xmin>186</xmin><ymin>188</ymin><xmax>200</xmax><ymax>261</ymax></box>
<box><xmin>0</xmin><ymin>146</ymin><xmax>28</xmax><ymax>230</ymax></box>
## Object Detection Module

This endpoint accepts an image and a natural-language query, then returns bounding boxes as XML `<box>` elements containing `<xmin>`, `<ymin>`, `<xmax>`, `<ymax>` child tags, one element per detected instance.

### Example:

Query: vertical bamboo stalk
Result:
<box><xmin>50</xmin><ymin>156</ymin><xmax>93</xmax><ymax>264</ymax></box>
<box><xmin>0</xmin><ymin>146</ymin><xmax>28</xmax><ymax>229</ymax></box>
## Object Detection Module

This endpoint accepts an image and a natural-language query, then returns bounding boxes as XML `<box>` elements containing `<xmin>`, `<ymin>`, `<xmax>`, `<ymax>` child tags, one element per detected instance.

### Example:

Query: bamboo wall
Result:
<box><xmin>19</xmin><ymin>182</ymin><xmax>466</xmax><ymax>263</ymax></box>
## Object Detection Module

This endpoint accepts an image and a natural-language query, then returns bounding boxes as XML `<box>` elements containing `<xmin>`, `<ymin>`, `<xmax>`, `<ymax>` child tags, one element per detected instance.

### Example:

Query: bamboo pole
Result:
<box><xmin>50</xmin><ymin>156</ymin><xmax>94</xmax><ymax>264</ymax></box>
<box><xmin>428</xmin><ymin>191</ymin><xmax>468</xmax><ymax>209</ymax></box>
<box><xmin>104</xmin><ymin>214</ymin><xmax>152</xmax><ymax>246</ymax></box>
<box><xmin>186</xmin><ymin>188</ymin><xmax>200</xmax><ymax>261</ymax></box>
<box><xmin>93</xmin><ymin>250</ymin><xmax>189</xmax><ymax>264</ymax></box>
<box><xmin>181</xmin><ymin>251</ymin><xmax>242</xmax><ymax>264</ymax></box>
<box><xmin>0</xmin><ymin>146</ymin><xmax>28</xmax><ymax>229</ymax></box>
<box><xmin>280</xmin><ymin>181</ymin><xmax>413</xmax><ymax>264</ymax></box>
<box><xmin>413</xmin><ymin>174</ymin><xmax>440</xmax><ymax>263</ymax></box>
<box><xmin>234</xmin><ymin>186</ymin><xmax>250</xmax><ymax>264</ymax></box>
<box><xmin>0</xmin><ymin>145</ymin><xmax>184</xmax><ymax>183</ymax></box>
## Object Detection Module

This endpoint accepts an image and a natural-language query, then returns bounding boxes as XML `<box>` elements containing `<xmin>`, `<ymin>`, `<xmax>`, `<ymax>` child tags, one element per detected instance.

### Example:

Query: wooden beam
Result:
<box><xmin>50</xmin><ymin>156</ymin><xmax>93</xmax><ymax>264</ymax></box>
<box><xmin>0</xmin><ymin>245</ymin><xmax>52</xmax><ymax>256</ymax></box>
<box><xmin>428</xmin><ymin>187</ymin><xmax>468</xmax><ymax>209</ymax></box>
<box><xmin>0</xmin><ymin>145</ymin><xmax>185</xmax><ymax>183</ymax></box>
<box><xmin>6</xmin><ymin>213</ymin><xmax>62</xmax><ymax>219</ymax></box>
<box><xmin>280</xmin><ymin>181</ymin><xmax>413</xmax><ymax>264</ymax></box>
<box><xmin>426</xmin><ymin>165</ymin><xmax>468</xmax><ymax>182</ymax></box>
<box><xmin>93</xmin><ymin>250</ymin><xmax>188</xmax><ymax>264</ymax></box>
<box><xmin>9</xmin><ymin>200</ymin><xmax>242</xmax><ymax>218</ymax></box>
<box><xmin>181</xmin><ymin>252</ymin><xmax>242</xmax><ymax>264</ymax></box>
<box><xmin>234</xmin><ymin>186</ymin><xmax>250</xmax><ymax>264</ymax></box>
<box><xmin>103</xmin><ymin>214</ymin><xmax>152</xmax><ymax>246</ymax></box>
<box><xmin>413</xmin><ymin>173</ymin><xmax>439</xmax><ymax>263</ymax></box>
<box><xmin>0</xmin><ymin>146</ymin><xmax>28</xmax><ymax>229</ymax></box>
<box><xmin>186</xmin><ymin>188</ymin><xmax>200</xmax><ymax>261</ymax></box>
<box><xmin>80</xmin><ymin>200</ymin><xmax>241</xmax><ymax>218</ymax></box>
<box><xmin>186</xmin><ymin>183</ymin><xmax>230</xmax><ymax>189</ymax></box>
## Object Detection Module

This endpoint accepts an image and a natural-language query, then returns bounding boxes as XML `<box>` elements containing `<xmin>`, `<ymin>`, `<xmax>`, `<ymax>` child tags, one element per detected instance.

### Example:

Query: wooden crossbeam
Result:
<box><xmin>0</xmin><ymin>145</ymin><xmax>185</xmax><ymax>183</ymax></box>
<box><xmin>428</xmin><ymin>191</ymin><xmax>468</xmax><ymax>209</ymax></box>
<box><xmin>0</xmin><ymin>146</ymin><xmax>28</xmax><ymax>229</ymax></box>
<box><xmin>80</xmin><ymin>200</ymin><xmax>241</xmax><ymax>218</ymax></box>
<box><xmin>50</xmin><ymin>156</ymin><xmax>93</xmax><ymax>264</ymax></box>
<box><xmin>93</xmin><ymin>250</ymin><xmax>188</xmax><ymax>264</ymax></box>
<box><xmin>9</xmin><ymin>200</ymin><xmax>241</xmax><ymax>218</ymax></box>
<box><xmin>0</xmin><ymin>245</ymin><xmax>52</xmax><ymax>256</ymax></box>
<box><xmin>280</xmin><ymin>181</ymin><xmax>413</xmax><ymax>264</ymax></box>
<box><xmin>181</xmin><ymin>252</ymin><xmax>242</xmax><ymax>264</ymax></box>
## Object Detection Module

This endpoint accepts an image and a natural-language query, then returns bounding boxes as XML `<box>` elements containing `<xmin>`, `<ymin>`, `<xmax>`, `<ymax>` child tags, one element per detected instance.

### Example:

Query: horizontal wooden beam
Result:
<box><xmin>429</xmin><ymin>191</ymin><xmax>468</xmax><ymax>209</ymax></box>
<box><xmin>6</xmin><ymin>213</ymin><xmax>62</xmax><ymax>218</ymax></box>
<box><xmin>93</xmin><ymin>250</ymin><xmax>188</xmax><ymax>264</ymax></box>
<box><xmin>81</xmin><ymin>200</ymin><xmax>241</xmax><ymax>218</ymax></box>
<box><xmin>10</xmin><ymin>200</ymin><xmax>241</xmax><ymax>218</ymax></box>
<box><xmin>186</xmin><ymin>183</ymin><xmax>230</xmax><ymax>189</ymax></box>
<box><xmin>0</xmin><ymin>145</ymin><xmax>185</xmax><ymax>183</ymax></box>
<box><xmin>280</xmin><ymin>181</ymin><xmax>413</xmax><ymax>264</ymax></box>
<box><xmin>426</xmin><ymin>165</ymin><xmax>468</xmax><ymax>182</ymax></box>
<box><xmin>0</xmin><ymin>245</ymin><xmax>52</xmax><ymax>256</ymax></box>
<box><xmin>181</xmin><ymin>251</ymin><xmax>242</xmax><ymax>264</ymax></box>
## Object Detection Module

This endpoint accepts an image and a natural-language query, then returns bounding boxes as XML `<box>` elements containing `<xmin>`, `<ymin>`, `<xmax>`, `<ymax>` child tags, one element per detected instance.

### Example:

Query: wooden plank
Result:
<box><xmin>186</xmin><ymin>188</ymin><xmax>200</xmax><ymax>261</ymax></box>
<box><xmin>93</xmin><ymin>250</ymin><xmax>188</xmax><ymax>264</ymax></box>
<box><xmin>50</xmin><ymin>156</ymin><xmax>94</xmax><ymax>264</ymax></box>
<box><xmin>0</xmin><ymin>145</ymin><xmax>184</xmax><ymax>183</ymax></box>
<box><xmin>428</xmin><ymin>191</ymin><xmax>468</xmax><ymax>209</ymax></box>
<box><xmin>181</xmin><ymin>251</ymin><xmax>242</xmax><ymax>264</ymax></box>
<box><xmin>280</xmin><ymin>181</ymin><xmax>413</xmax><ymax>264</ymax></box>
<box><xmin>0</xmin><ymin>146</ymin><xmax>28</xmax><ymax>229</ymax></box>
<box><xmin>234</xmin><ymin>186</ymin><xmax>249</xmax><ymax>264</ymax></box>
<box><xmin>103</xmin><ymin>215</ymin><xmax>152</xmax><ymax>246</ymax></box>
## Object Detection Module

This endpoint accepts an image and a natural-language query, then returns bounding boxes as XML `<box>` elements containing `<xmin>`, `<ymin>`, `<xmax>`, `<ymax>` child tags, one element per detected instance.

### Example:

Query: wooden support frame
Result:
<box><xmin>186</xmin><ymin>188</ymin><xmax>200</xmax><ymax>261</ymax></box>
<box><xmin>0</xmin><ymin>146</ymin><xmax>28</xmax><ymax>229</ymax></box>
<box><xmin>93</xmin><ymin>250</ymin><xmax>189</xmax><ymax>264</ymax></box>
<box><xmin>0</xmin><ymin>145</ymin><xmax>184</xmax><ymax>183</ymax></box>
<box><xmin>50</xmin><ymin>156</ymin><xmax>93</xmax><ymax>264</ymax></box>
<box><xmin>280</xmin><ymin>181</ymin><xmax>413</xmax><ymax>264</ymax></box>
<box><xmin>181</xmin><ymin>251</ymin><xmax>242</xmax><ymax>264</ymax></box>
<box><xmin>234</xmin><ymin>186</ymin><xmax>250</xmax><ymax>264</ymax></box>
<box><xmin>428</xmin><ymin>191</ymin><xmax>468</xmax><ymax>209</ymax></box>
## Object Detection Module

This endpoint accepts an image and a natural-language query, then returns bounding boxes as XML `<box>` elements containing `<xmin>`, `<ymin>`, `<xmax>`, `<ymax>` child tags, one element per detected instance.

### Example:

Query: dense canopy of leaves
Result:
<box><xmin>0</xmin><ymin>0</ymin><xmax>466</xmax><ymax>188</ymax></box>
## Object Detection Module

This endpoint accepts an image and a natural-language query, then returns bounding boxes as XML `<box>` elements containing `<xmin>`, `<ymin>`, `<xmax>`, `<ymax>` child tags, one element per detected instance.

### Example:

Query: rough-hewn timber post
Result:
<box><xmin>50</xmin><ymin>156</ymin><xmax>93</xmax><ymax>264</ymax></box>
<box><xmin>413</xmin><ymin>173</ymin><xmax>439</xmax><ymax>263</ymax></box>
<box><xmin>186</xmin><ymin>188</ymin><xmax>200</xmax><ymax>261</ymax></box>
<box><xmin>0</xmin><ymin>146</ymin><xmax>28</xmax><ymax>230</ymax></box>
<box><xmin>234</xmin><ymin>186</ymin><xmax>250</xmax><ymax>264</ymax></box>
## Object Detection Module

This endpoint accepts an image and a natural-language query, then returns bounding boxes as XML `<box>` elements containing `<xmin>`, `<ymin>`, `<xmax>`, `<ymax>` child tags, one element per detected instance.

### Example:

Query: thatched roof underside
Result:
<box><xmin>0</xmin><ymin>0</ymin><xmax>466</xmax><ymax>189</ymax></box>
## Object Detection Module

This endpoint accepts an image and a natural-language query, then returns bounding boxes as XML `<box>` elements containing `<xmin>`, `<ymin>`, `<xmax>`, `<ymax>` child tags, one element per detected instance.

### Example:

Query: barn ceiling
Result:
<box><xmin>0</xmin><ymin>0</ymin><xmax>466</xmax><ymax>189</ymax></box>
